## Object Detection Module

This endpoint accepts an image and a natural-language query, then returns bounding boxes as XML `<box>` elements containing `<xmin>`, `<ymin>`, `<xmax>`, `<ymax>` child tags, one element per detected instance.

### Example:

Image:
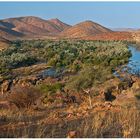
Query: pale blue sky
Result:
<box><xmin>0</xmin><ymin>2</ymin><xmax>140</xmax><ymax>28</ymax></box>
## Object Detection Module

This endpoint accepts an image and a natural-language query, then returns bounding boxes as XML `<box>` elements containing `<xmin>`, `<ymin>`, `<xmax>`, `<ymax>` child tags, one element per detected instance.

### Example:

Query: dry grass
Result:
<box><xmin>0</xmin><ymin>107</ymin><xmax>139</xmax><ymax>138</ymax></box>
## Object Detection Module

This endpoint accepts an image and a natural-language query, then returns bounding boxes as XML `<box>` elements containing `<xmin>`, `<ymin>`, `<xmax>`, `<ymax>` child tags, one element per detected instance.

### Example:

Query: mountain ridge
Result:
<box><xmin>0</xmin><ymin>16</ymin><xmax>71</xmax><ymax>39</ymax></box>
<box><xmin>0</xmin><ymin>16</ymin><xmax>134</xmax><ymax>41</ymax></box>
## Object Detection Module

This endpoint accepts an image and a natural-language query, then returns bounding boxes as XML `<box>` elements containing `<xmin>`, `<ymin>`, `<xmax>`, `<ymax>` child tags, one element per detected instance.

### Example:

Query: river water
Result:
<box><xmin>127</xmin><ymin>45</ymin><xmax>140</xmax><ymax>75</ymax></box>
<box><xmin>113</xmin><ymin>44</ymin><xmax>140</xmax><ymax>79</ymax></box>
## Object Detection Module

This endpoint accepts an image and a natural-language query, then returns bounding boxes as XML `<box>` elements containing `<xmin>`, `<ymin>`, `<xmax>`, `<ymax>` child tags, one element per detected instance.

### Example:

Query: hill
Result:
<box><xmin>0</xmin><ymin>16</ymin><xmax>135</xmax><ymax>41</ymax></box>
<box><xmin>59</xmin><ymin>20</ymin><xmax>112</xmax><ymax>38</ymax></box>
<box><xmin>0</xmin><ymin>16</ymin><xmax>71</xmax><ymax>39</ymax></box>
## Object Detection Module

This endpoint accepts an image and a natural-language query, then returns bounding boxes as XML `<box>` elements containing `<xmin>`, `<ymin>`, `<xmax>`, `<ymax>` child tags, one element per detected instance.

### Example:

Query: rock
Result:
<box><xmin>67</xmin><ymin>131</ymin><xmax>78</xmax><ymax>138</ymax></box>
<box><xmin>1</xmin><ymin>80</ymin><xmax>12</xmax><ymax>95</ymax></box>
<box><xmin>13</xmin><ymin>78</ymin><xmax>19</xmax><ymax>85</ymax></box>
<box><xmin>17</xmin><ymin>76</ymin><xmax>39</xmax><ymax>87</ymax></box>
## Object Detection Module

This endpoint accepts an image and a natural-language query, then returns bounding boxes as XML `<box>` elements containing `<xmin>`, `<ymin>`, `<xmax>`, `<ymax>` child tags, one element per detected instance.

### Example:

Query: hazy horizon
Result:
<box><xmin>0</xmin><ymin>2</ymin><xmax>140</xmax><ymax>28</ymax></box>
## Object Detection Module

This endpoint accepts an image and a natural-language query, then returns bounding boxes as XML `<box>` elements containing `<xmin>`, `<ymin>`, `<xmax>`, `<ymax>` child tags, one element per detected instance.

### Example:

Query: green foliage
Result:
<box><xmin>38</xmin><ymin>83</ymin><xmax>63</xmax><ymax>94</ymax></box>
<box><xmin>0</xmin><ymin>40</ymin><xmax>130</xmax><ymax>71</ymax></box>
<box><xmin>0</xmin><ymin>40</ymin><xmax>131</xmax><ymax>82</ymax></box>
<box><xmin>37</xmin><ymin>82</ymin><xmax>64</xmax><ymax>104</ymax></box>
<box><xmin>66</xmin><ymin>65</ymin><xmax>112</xmax><ymax>91</ymax></box>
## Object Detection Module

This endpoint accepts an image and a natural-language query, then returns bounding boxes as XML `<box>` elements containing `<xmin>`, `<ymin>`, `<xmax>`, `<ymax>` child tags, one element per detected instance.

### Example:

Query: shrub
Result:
<box><xmin>38</xmin><ymin>83</ymin><xmax>63</xmax><ymax>94</ymax></box>
<box><xmin>66</xmin><ymin>65</ymin><xmax>112</xmax><ymax>91</ymax></box>
<box><xmin>7</xmin><ymin>86</ymin><xmax>42</xmax><ymax>109</ymax></box>
<box><xmin>37</xmin><ymin>83</ymin><xmax>64</xmax><ymax>104</ymax></box>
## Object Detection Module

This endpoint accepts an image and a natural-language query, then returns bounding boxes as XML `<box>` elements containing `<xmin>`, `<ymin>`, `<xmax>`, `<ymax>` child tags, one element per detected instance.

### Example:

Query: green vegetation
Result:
<box><xmin>37</xmin><ymin>82</ymin><xmax>64</xmax><ymax>104</ymax></box>
<box><xmin>38</xmin><ymin>82</ymin><xmax>63</xmax><ymax>94</ymax></box>
<box><xmin>66</xmin><ymin>65</ymin><xmax>113</xmax><ymax>91</ymax></box>
<box><xmin>0</xmin><ymin>40</ymin><xmax>130</xmax><ymax>70</ymax></box>
<box><xmin>0</xmin><ymin>40</ymin><xmax>131</xmax><ymax>89</ymax></box>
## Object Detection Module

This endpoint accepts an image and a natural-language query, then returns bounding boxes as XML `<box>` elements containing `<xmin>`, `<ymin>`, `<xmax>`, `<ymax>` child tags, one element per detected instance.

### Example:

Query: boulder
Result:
<box><xmin>17</xmin><ymin>76</ymin><xmax>39</xmax><ymax>87</ymax></box>
<box><xmin>1</xmin><ymin>80</ymin><xmax>12</xmax><ymax>95</ymax></box>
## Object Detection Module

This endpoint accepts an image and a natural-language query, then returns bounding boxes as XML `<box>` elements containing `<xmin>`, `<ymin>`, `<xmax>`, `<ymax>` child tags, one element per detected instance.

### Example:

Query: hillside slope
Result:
<box><xmin>0</xmin><ymin>16</ymin><xmax>71</xmax><ymax>39</ymax></box>
<box><xmin>59</xmin><ymin>20</ymin><xmax>112</xmax><ymax>38</ymax></box>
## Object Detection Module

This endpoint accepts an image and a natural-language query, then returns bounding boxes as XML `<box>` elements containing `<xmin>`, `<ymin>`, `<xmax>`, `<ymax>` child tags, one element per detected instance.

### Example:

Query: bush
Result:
<box><xmin>38</xmin><ymin>83</ymin><xmax>63</xmax><ymax>94</ymax></box>
<box><xmin>7</xmin><ymin>86</ymin><xmax>42</xmax><ymax>109</ymax></box>
<box><xmin>66</xmin><ymin>65</ymin><xmax>112</xmax><ymax>91</ymax></box>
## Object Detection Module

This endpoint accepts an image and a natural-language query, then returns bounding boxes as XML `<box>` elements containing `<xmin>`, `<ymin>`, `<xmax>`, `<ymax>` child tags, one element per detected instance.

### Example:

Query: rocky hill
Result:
<box><xmin>59</xmin><ymin>20</ymin><xmax>112</xmax><ymax>38</ymax></box>
<box><xmin>0</xmin><ymin>16</ymin><xmax>71</xmax><ymax>39</ymax></box>
<box><xmin>0</xmin><ymin>16</ymin><xmax>135</xmax><ymax>41</ymax></box>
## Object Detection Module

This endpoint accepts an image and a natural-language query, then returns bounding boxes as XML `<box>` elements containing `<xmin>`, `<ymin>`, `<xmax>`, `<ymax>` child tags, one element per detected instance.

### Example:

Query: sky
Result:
<box><xmin>0</xmin><ymin>2</ymin><xmax>140</xmax><ymax>28</ymax></box>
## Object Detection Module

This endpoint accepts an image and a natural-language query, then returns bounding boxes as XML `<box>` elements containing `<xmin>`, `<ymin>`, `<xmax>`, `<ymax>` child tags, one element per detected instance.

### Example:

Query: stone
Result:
<box><xmin>67</xmin><ymin>131</ymin><xmax>77</xmax><ymax>138</ymax></box>
<box><xmin>16</xmin><ymin>75</ymin><xmax>39</xmax><ymax>87</ymax></box>
<box><xmin>1</xmin><ymin>80</ymin><xmax>12</xmax><ymax>95</ymax></box>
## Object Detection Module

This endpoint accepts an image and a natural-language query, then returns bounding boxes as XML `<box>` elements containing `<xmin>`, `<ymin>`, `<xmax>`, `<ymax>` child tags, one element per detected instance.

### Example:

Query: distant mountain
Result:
<box><xmin>0</xmin><ymin>16</ymin><xmax>71</xmax><ymax>39</ymax></box>
<box><xmin>59</xmin><ymin>20</ymin><xmax>112</xmax><ymax>38</ymax></box>
<box><xmin>0</xmin><ymin>16</ymin><xmax>134</xmax><ymax>41</ymax></box>
<box><xmin>111</xmin><ymin>28</ymin><xmax>138</xmax><ymax>32</ymax></box>
<box><xmin>19</xmin><ymin>16</ymin><xmax>71</xmax><ymax>34</ymax></box>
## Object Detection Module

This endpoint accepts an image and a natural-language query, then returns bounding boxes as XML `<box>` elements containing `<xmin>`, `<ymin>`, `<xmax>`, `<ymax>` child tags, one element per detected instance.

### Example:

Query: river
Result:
<box><xmin>113</xmin><ymin>44</ymin><xmax>140</xmax><ymax>79</ymax></box>
<box><xmin>127</xmin><ymin>45</ymin><xmax>140</xmax><ymax>75</ymax></box>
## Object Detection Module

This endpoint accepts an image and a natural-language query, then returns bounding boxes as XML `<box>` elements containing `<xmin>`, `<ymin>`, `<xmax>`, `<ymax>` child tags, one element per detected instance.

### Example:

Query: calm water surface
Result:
<box><xmin>127</xmin><ymin>45</ymin><xmax>140</xmax><ymax>75</ymax></box>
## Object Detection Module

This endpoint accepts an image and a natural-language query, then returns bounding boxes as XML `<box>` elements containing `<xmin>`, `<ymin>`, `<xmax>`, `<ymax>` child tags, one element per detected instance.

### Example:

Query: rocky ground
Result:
<box><xmin>0</xmin><ymin>63</ymin><xmax>140</xmax><ymax>138</ymax></box>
